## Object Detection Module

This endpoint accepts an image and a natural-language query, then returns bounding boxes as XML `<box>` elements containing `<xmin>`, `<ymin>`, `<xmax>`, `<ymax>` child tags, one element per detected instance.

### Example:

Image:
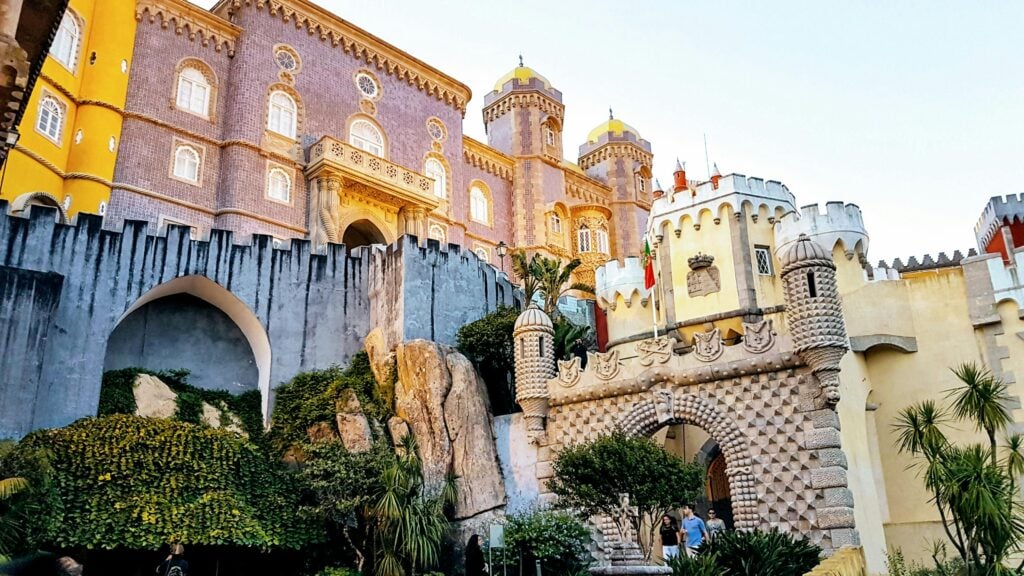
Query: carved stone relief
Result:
<box><xmin>692</xmin><ymin>327</ymin><xmax>724</xmax><ymax>362</ymax></box>
<box><xmin>592</xmin><ymin>350</ymin><xmax>621</xmax><ymax>380</ymax></box>
<box><xmin>742</xmin><ymin>319</ymin><xmax>776</xmax><ymax>354</ymax></box>
<box><xmin>557</xmin><ymin>356</ymin><xmax>581</xmax><ymax>387</ymax></box>
<box><xmin>686</xmin><ymin>253</ymin><xmax>721</xmax><ymax>297</ymax></box>
<box><xmin>636</xmin><ymin>336</ymin><xmax>673</xmax><ymax>366</ymax></box>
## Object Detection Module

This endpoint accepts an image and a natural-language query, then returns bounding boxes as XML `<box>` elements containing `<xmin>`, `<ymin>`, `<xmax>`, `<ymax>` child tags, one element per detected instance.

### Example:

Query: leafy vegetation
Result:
<box><xmin>667</xmin><ymin>529</ymin><xmax>821</xmax><ymax>576</ymax></box>
<box><xmin>548</xmin><ymin>431</ymin><xmax>703</xmax><ymax>559</ymax></box>
<box><xmin>893</xmin><ymin>361</ymin><xmax>1024</xmax><ymax>575</ymax></box>
<box><xmin>457</xmin><ymin>305</ymin><xmax>519</xmax><ymax>414</ymax></box>
<box><xmin>2</xmin><ymin>414</ymin><xmax>320</xmax><ymax>552</ymax></box>
<box><xmin>510</xmin><ymin>251</ymin><xmax>594</xmax><ymax>317</ymax></box>
<box><xmin>99</xmin><ymin>368</ymin><xmax>264</xmax><ymax>439</ymax></box>
<box><xmin>886</xmin><ymin>545</ymin><xmax>966</xmax><ymax>576</ymax></box>
<box><xmin>495</xmin><ymin>510</ymin><xmax>592</xmax><ymax>576</ymax></box>
<box><xmin>268</xmin><ymin>352</ymin><xmax>392</xmax><ymax>455</ymax></box>
<box><xmin>553</xmin><ymin>316</ymin><xmax>592</xmax><ymax>362</ymax></box>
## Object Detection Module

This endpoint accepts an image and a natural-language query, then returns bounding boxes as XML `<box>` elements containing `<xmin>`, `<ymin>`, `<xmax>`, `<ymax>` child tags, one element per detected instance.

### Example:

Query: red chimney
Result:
<box><xmin>710</xmin><ymin>162</ymin><xmax>721</xmax><ymax>190</ymax></box>
<box><xmin>672</xmin><ymin>159</ymin><xmax>687</xmax><ymax>193</ymax></box>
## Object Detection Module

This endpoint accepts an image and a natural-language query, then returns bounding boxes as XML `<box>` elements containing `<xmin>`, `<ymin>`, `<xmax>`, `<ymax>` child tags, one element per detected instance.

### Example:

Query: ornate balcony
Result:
<box><xmin>306</xmin><ymin>136</ymin><xmax>439</xmax><ymax>210</ymax></box>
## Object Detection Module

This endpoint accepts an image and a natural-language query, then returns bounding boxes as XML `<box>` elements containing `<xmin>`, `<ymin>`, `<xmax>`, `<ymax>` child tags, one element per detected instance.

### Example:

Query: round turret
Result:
<box><xmin>513</xmin><ymin>303</ymin><xmax>555</xmax><ymax>440</ymax></box>
<box><xmin>780</xmin><ymin>234</ymin><xmax>849</xmax><ymax>406</ymax></box>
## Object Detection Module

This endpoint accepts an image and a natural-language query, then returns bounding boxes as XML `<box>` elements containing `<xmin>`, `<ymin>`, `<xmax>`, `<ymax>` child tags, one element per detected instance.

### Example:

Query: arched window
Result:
<box><xmin>36</xmin><ymin>96</ymin><xmax>65</xmax><ymax>143</ymax></box>
<box><xmin>424</xmin><ymin>158</ymin><xmax>446</xmax><ymax>198</ymax></box>
<box><xmin>429</xmin><ymin>224</ymin><xmax>446</xmax><ymax>243</ymax></box>
<box><xmin>267</xmin><ymin>91</ymin><xmax>297</xmax><ymax>138</ymax></box>
<box><xmin>577</xmin><ymin>226</ymin><xmax>592</xmax><ymax>253</ymax></box>
<box><xmin>350</xmin><ymin>119</ymin><xmax>384</xmax><ymax>157</ymax></box>
<box><xmin>172</xmin><ymin>145</ymin><xmax>201</xmax><ymax>183</ymax></box>
<box><xmin>544</xmin><ymin>125</ymin><xmax>556</xmax><ymax>147</ymax></box>
<box><xmin>596</xmin><ymin>229</ymin><xmax>609</xmax><ymax>254</ymax></box>
<box><xmin>470</xmin><ymin>185</ymin><xmax>489</xmax><ymax>224</ymax></box>
<box><xmin>267</xmin><ymin>167</ymin><xmax>292</xmax><ymax>202</ymax></box>
<box><xmin>50</xmin><ymin>11</ymin><xmax>80</xmax><ymax>71</ymax></box>
<box><xmin>550</xmin><ymin>214</ymin><xmax>562</xmax><ymax>233</ymax></box>
<box><xmin>176</xmin><ymin>67</ymin><xmax>211</xmax><ymax>117</ymax></box>
<box><xmin>475</xmin><ymin>247</ymin><xmax>490</xmax><ymax>262</ymax></box>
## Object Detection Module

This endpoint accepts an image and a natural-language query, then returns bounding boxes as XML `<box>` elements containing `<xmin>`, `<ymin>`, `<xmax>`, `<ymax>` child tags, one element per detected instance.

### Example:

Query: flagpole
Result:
<box><xmin>651</xmin><ymin>237</ymin><xmax>659</xmax><ymax>338</ymax></box>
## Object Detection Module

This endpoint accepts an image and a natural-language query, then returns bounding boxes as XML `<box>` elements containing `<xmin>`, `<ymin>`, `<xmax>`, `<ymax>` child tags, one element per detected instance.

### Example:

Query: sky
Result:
<box><xmin>194</xmin><ymin>0</ymin><xmax>1024</xmax><ymax>264</ymax></box>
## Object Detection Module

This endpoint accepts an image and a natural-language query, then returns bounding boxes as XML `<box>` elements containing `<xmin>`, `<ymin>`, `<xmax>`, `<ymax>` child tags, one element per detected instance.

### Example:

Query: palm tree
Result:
<box><xmin>946</xmin><ymin>362</ymin><xmax>1011</xmax><ymax>465</ymax></box>
<box><xmin>0</xmin><ymin>476</ymin><xmax>29</xmax><ymax>559</ymax></box>
<box><xmin>510</xmin><ymin>250</ymin><xmax>542</xmax><ymax>305</ymax></box>
<box><xmin>533</xmin><ymin>255</ymin><xmax>595</xmax><ymax>317</ymax></box>
<box><xmin>0</xmin><ymin>478</ymin><xmax>27</xmax><ymax>501</ymax></box>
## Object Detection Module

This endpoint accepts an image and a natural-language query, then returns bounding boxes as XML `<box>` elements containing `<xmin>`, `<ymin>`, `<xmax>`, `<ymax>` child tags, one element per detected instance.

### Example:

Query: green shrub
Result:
<box><xmin>666</xmin><ymin>552</ymin><xmax>719</xmax><ymax>576</ymax></box>
<box><xmin>698</xmin><ymin>529</ymin><xmax>821</xmax><ymax>576</ymax></box>
<box><xmin>456</xmin><ymin>305</ymin><xmax>519</xmax><ymax>414</ymax></box>
<box><xmin>3</xmin><ymin>414</ymin><xmax>321</xmax><ymax>551</ymax></box>
<box><xmin>497</xmin><ymin>510</ymin><xmax>591</xmax><ymax>576</ymax></box>
<box><xmin>886</xmin><ymin>545</ymin><xmax>966</xmax><ymax>576</ymax></box>
<box><xmin>315</xmin><ymin>567</ymin><xmax>362</xmax><ymax>576</ymax></box>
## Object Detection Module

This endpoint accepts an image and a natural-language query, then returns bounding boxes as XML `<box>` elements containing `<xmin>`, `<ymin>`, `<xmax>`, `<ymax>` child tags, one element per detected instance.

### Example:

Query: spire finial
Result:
<box><xmin>518</xmin><ymin>54</ymin><xmax>524</xmax><ymax>67</ymax></box>
<box><xmin>609</xmin><ymin>107</ymin><xmax>614</xmax><ymax>120</ymax></box>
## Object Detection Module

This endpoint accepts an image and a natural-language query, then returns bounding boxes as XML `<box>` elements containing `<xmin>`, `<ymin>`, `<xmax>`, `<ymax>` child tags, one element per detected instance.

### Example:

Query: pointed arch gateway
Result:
<box><xmin>618</xmin><ymin>390</ymin><xmax>759</xmax><ymax>530</ymax></box>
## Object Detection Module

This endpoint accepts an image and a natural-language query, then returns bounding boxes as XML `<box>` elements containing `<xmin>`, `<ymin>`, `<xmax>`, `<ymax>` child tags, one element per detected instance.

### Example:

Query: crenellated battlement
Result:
<box><xmin>648</xmin><ymin>173</ymin><xmax>797</xmax><ymax>233</ymax></box>
<box><xmin>869</xmin><ymin>249</ymin><xmax>976</xmax><ymax>281</ymax></box>
<box><xmin>775</xmin><ymin>202</ymin><xmax>869</xmax><ymax>259</ymax></box>
<box><xmin>595</xmin><ymin>257</ymin><xmax>650</xmax><ymax>311</ymax></box>
<box><xmin>975</xmin><ymin>194</ymin><xmax>1024</xmax><ymax>251</ymax></box>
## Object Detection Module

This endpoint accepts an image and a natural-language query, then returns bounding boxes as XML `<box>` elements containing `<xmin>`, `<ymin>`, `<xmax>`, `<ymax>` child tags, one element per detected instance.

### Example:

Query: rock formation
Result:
<box><xmin>335</xmin><ymin>389</ymin><xmax>374</xmax><ymax>453</ymax></box>
<box><xmin>131</xmin><ymin>373</ymin><xmax>246</xmax><ymax>436</ymax></box>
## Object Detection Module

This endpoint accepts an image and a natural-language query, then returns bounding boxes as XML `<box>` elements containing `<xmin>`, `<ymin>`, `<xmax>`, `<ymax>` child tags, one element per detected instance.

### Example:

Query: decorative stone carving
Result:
<box><xmin>653</xmin><ymin>390</ymin><xmax>674</xmax><ymax>424</ymax></box>
<box><xmin>557</xmin><ymin>356</ymin><xmax>582</xmax><ymax>387</ymax></box>
<box><xmin>592</xmin><ymin>350</ymin><xmax>621</xmax><ymax>380</ymax></box>
<box><xmin>635</xmin><ymin>336</ymin><xmax>673</xmax><ymax>366</ymax></box>
<box><xmin>692</xmin><ymin>327</ymin><xmax>724</xmax><ymax>362</ymax></box>
<box><xmin>742</xmin><ymin>319</ymin><xmax>776</xmax><ymax>354</ymax></box>
<box><xmin>513</xmin><ymin>304</ymin><xmax>556</xmax><ymax>442</ymax></box>
<box><xmin>318</xmin><ymin>176</ymin><xmax>343</xmax><ymax>245</ymax></box>
<box><xmin>686</xmin><ymin>253</ymin><xmax>721</xmax><ymax>297</ymax></box>
<box><xmin>614</xmin><ymin>492</ymin><xmax>638</xmax><ymax>544</ymax></box>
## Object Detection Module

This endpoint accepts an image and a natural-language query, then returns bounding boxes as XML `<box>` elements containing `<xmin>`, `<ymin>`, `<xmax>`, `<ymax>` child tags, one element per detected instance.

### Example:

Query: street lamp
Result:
<box><xmin>496</xmin><ymin>241</ymin><xmax>508</xmax><ymax>274</ymax></box>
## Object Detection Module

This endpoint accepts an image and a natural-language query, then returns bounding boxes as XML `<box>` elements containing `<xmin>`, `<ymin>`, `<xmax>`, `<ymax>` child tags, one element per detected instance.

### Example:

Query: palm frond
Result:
<box><xmin>0</xmin><ymin>477</ymin><xmax>27</xmax><ymax>501</ymax></box>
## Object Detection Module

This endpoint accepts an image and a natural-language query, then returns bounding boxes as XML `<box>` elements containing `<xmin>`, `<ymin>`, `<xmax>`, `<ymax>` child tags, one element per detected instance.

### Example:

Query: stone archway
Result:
<box><xmin>10</xmin><ymin>191</ymin><xmax>68</xmax><ymax>223</ymax></box>
<box><xmin>342</xmin><ymin>218</ymin><xmax>387</xmax><ymax>249</ymax></box>
<box><xmin>618</xmin><ymin>390</ymin><xmax>759</xmax><ymax>530</ymax></box>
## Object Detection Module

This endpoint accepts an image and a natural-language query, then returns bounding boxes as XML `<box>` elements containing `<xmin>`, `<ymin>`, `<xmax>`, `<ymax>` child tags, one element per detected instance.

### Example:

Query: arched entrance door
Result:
<box><xmin>658</xmin><ymin>426</ymin><xmax>732</xmax><ymax>527</ymax></box>
<box><xmin>342</xmin><ymin>219</ymin><xmax>386</xmax><ymax>248</ymax></box>
<box><xmin>705</xmin><ymin>447</ymin><xmax>733</xmax><ymax>529</ymax></box>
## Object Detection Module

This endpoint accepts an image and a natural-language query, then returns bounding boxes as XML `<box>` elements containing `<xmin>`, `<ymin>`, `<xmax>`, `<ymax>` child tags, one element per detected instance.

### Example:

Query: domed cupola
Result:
<box><xmin>586</xmin><ymin>111</ymin><xmax>643</xmax><ymax>145</ymax></box>
<box><xmin>779</xmin><ymin>234</ymin><xmax>849</xmax><ymax>407</ymax></box>
<box><xmin>492</xmin><ymin>57</ymin><xmax>554</xmax><ymax>93</ymax></box>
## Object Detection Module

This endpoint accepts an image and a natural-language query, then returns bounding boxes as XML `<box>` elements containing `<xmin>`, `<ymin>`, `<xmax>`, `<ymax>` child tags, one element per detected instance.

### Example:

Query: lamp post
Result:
<box><xmin>496</xmin><ymin>241</ymin><xmax>508</xmax><ymax>274</ymax></box>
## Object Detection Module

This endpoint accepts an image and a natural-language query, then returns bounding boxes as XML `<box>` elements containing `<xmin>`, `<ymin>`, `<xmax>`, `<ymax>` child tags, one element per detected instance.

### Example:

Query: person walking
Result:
<box><xmin>156</xmin><ymin>543</ymin><xmax>189</xmax><ymax>576</ymax></box>
<box><xmin>681</xmin><ymin>504</ymin><xmax>708</xmax><ymax>557</ymax></box>
<box><xmin>658</xmin><ymin>514</ymin><xmax>681</xmax><ymax>560</ymax></box>
<box><xmin>705</xmin><ymin>509</ymin><xmax>726</xmax><ymax>540</ymax></box>
<box><xmin>465</xmin><ymin>534</ymin><xmax>487</xmax><ymax>576</ymax></box>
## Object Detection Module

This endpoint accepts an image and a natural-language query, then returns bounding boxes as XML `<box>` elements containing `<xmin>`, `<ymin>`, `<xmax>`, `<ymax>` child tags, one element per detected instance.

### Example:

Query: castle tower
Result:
<box><xmin>779</xmin><ymin>234</ymin><xmax>849</xmax><ymax>406</ymax></box>
<box><xmin>483</xmin><ymin>61</ymin><xmax>566</xmax><ymax>251</ymax></box>
<box><xmin>579</xmin><ymin>112</ymin><xmax>652</xmax><ymax>259</ymax></box>
<box><xmin>513</xmin><ymin>303</ymin><xmax>556</xmax><ymax>439</ymax></box>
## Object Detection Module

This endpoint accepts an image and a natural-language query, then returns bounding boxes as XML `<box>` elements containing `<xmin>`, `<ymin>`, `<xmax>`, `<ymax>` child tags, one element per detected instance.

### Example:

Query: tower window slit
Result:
<box><xmin>807</xmin><ymin>272</ymin><xmax>817</xmax><ymax>297</ymax></box>
<box><xmin>539</xmin><ymin>336</ymin><xmax>544</xmax><ymax>357</ymax></box>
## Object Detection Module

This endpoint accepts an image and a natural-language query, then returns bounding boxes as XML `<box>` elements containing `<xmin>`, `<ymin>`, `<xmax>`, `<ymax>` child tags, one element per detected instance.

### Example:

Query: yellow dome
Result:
<box><xmin>493</xmin><ymin>66</ymin><xmax>551</xmax><ymax>92</ymax></box>
<box><xmin>587</xmin><ymin>118</ymin><xmax>641</xmax><ymax>143</ymax></box>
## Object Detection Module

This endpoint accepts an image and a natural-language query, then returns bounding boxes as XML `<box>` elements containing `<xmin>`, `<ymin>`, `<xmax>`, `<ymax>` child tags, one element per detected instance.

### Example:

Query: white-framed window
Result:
<box><xmin>428</xmin><ymin>224</ymin><xmax>446</xmax><ymax>243</ymax></box>
<box><xmin>475</xmin><ymin>247</ymin><xmax>490</xmax><ymax>262</ymax></box>
<box><xmin>755</xmin><ymin>246</ymin><xmax>773</xmax><ymax>276</ymax></box>
<box><xmin>470</xmin><ymin>185</ymin><xmax>489</xmax><ymax>223</ymax></box>
<box><xmin>275</xmin><ymin>47</ymin><xmax>300</xmax><ymax>72</ymax></box>
<box><xmin>427</xmin><ymin>118</ymin><xmax>445</xmax><ymax>141</ymax></box>
<box><xmin>544</xmin><ymin>125</ymin><xmax>556</xmax><ymax>146</ymax></box>
<box><xmin>424</xmin><ymin>158</ymin><xmax>446</xmax><ymax>198</ymax></box>
<box><xmin>596</xmin><ymin>229</ymin><xmax>609</xmax><ymax>254</ymax></box>
<box><xmin>172</xmin><ymin>145</ymin><xmax>201</xmax><ymax>183</ymax></box>
<box><xmin>350</xmin><ymin>119</ymin><xmax>384</xmax><ymax>157</ymax></box>
<box><xmin>50</xmin><ymin>12</ymin><xmax>80</xmax><ymax>71</ymax></box>
<box><xmin>267</xmin><ymin>91</ymin><xmax>297</xmax><ymax>138</ymax></box>
<box><xmin>176</xmin><ymin>67</ymin><xmax>211</xmax><ymax>117</ymax></box>
<box><xmin>36</xmin><ymin>95</ymin><xmax>65</xmax><ymax>144</ymax></box>
<box><xmin>638</xmin><ymin>176</ymin><xmax>646</xmax><ymax>193</ymax></box>
<box><xmin>551</xmin><ymin>214</ymin><xmax>562</xmax><ymax>233</ymax></box>
<box><xmin>267</xmin><ymin>166</ymin><xmax>292</xmax><ymax>202</ymax></box>
<box><xmin>577</xmin><ymin>227</ymin><xmax>592</xmax><ymax>253</ymax></box>
<box><xmin>355</xmin><ymin>72</ymin><xmax>380</xmax><ymax>99</ymax></box>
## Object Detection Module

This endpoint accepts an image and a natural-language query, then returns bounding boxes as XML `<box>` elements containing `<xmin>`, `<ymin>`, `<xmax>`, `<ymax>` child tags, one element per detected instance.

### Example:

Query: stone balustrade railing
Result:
<box><xmin>307</xmin><ymin>136</ymin><xmax>437</xmax><ymax>208</ymax></box>
<box><xmin>803</xmin><ymin>547</ymin><xmax>866</xmax><ymax>576</ymax></box>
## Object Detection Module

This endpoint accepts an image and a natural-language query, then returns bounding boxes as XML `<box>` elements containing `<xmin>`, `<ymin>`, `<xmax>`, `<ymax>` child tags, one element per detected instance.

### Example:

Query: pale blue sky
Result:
<box><xmin>194</xmin><ymin>0</ymin><xmax>1023</xmax><ymax>263</ymax></box>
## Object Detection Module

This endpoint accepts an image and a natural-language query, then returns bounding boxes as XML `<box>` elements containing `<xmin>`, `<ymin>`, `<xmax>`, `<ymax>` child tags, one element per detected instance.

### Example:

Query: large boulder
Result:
<box><xmin>133</xmin><ymin>374</ymin><xmax>178</xmax><ymax>419</ymax></box>
<box><xmin>445</xmin><ymin>352</ymin><xmax>507</xmax><ymax>518</ymax></box>
<box><xmin>394</xmin><ymin>340</ymin><xmax>454</xmax><ymax>495</ymax></box>
<box><xmin>335</xmin><ymin>388</ymin><xmax>373</xmax><ymax>453</ymax></box>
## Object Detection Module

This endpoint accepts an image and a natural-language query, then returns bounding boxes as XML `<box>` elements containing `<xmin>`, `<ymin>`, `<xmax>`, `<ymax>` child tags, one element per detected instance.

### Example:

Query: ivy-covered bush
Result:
<box><xmin>99</xmin><ymin>368</ymin><xmax>264</xmax><ymax>439</ymax></box>
<box><xmin>456</xmin><ymin>305</ymin><xmax>519</xmax><ymax>414</ymax></box>
<box><xmin>268</xmin><ymin>352</ymin><xmax>392</xmax><ymax>455</ymax></box>
<box><xmin>496</xmin><ymin>510</ymin><xmax>591</xmax><ymax>576</ymax></box>
<box><xmin>3</xmin><ymin>414</ymin><xmax>321</xmax><ymax>551</ymax></box>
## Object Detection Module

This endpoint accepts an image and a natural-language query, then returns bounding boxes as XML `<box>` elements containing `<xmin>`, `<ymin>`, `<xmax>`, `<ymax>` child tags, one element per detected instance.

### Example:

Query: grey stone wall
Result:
<box><xmin>103</xmin><ymin>293</ymin><xmax>259</xmax><ymax>394</ymax></box>
<box><xmin>0</xmin><ymin>204</ymin><xmax>514</xmax><ymax>438</ymax></box>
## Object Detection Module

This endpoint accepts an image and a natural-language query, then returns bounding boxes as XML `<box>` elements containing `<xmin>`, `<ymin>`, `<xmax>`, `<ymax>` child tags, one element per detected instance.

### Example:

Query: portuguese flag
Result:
<box><xmin>643</xmin><ymin>240</ymin><xmax>656</xmax><ymax>289</ymax></box>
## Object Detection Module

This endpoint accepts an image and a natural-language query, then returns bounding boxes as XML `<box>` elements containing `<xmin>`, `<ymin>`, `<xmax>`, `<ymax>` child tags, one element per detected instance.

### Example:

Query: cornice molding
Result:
<box><xmin>219</xmin><ymin>0</ymin><xmax>470</xmax><ymax>114</ymax></box>
<box><xmin>136</xmin><ymin>0</ymin><xmax>242</xmax><ymax>56</ymax></box>
<box><xmin>578</xmin><ymin>141</ymin><xmax>653</xmax><ymax>170</ymax></box>
<box><xmin>483</xmin><ymin>90</ymin><xmax>564</xmax><ymax>124</ymax></box>
<box><xmin>462</xmin><ymin>136</ymin><xmax>514</xmax><ymax>182</ymax></box>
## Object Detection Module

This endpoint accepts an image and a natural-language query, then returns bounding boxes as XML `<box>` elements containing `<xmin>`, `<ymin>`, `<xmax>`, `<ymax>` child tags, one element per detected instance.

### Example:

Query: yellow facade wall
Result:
<box><xmin>1</xmin><ymin>0</ymin><xmax>136</xmax><ymax>219</ymax></box>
